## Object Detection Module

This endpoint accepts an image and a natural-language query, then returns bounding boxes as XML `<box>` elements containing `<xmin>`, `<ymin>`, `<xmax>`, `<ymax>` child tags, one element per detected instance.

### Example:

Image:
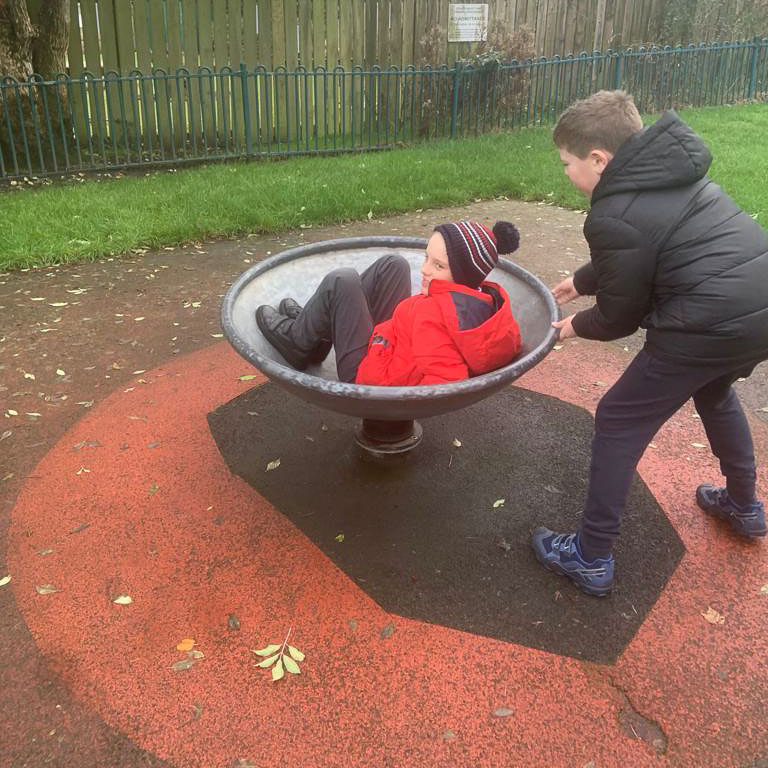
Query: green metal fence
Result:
<box><xmin>2</xmin><ymin>38</ymin><xmax>766</xmax><ymax>180</ymax></box>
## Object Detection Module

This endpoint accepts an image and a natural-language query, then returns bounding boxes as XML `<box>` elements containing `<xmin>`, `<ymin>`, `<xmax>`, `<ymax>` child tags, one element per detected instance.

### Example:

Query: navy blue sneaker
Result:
<box><xmin>696</xmin><ymin>485</ymin><xmax>766</xmax><ymax>538</ymax></box>
<box><xmin>531</xmin><ymin>528</ymin><xmax>615</xmax><ymax>597</ymax></box>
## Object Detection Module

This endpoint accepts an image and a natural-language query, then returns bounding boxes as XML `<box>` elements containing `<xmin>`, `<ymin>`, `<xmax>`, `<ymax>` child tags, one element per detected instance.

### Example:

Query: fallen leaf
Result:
<box><xmin>132</xmin><ymin>370</ymin><xmax>146</xmax><ymax>375</ymax></box>
<box><xmin>134</xmin><ymin>317</ymin><xmax>145</xmax><ymax>322</ymax></box>
<box><xmin>252</xmin><ymin>644</ymin><xmax>281</xmax><ymax>656</ymax></box>
<box><xmin>56</xmin><ymin>369</ymin><xmax>66</xmax><ymax>376</ymax></box>
<box><xmin>691</xmin><ymin>442</ymin><xmax>706</xmax><ymax>448</ymax></box>
<box><xmin>0</xmin><ymin>430</ymin><xmax>11</xmax><ymax>441</ymax></box>
<box><xmin>176</xmin><ymin>638</ymin><xmax>196</xmax><ymax>652</ymax></box>
<box><xmin>68</xmin><ymin>522</ymin><xmax>90</xmax><ymax>534</ymax></box>
<box><xmin>187</xmin><ymin>649</ymin><xmax>205</xmax><ymax>659</ymax></box>
<box><xmin>493</xmin><ymin>498</ymin><xmax>505</xmax><ymax>508</ymax></box>
<box><xmin>553</xmin><ymin>344</ymin><xmax>563</xmax><ymax>350</ymax></box>
<box><xmin>148</xmin><ymin>482</ymin><xmax>159</xmax><ymax>495</ymax></box>
<box><xmin>452</xmin><ymin>438</ymin><xmax>462</xmax><ymax>447</ymax></box>
<box><xmin>272</xmin><ymin>660</ymin><xmax>285</xmax><ymax>681</ymax></box>
<box><xmin>335</xmin><ymin>533</ymin><xmax>345</xmax><ymax>542</ymax></box>
<box><xmin>239</xmin><ymin>374</ymin><xmax>257</xmax><ymax>381</ymax></box>
<box><xmin>37</xmin><ymin>548</ymin><xmax>54</xmax><ymax>555</ymax></box>
<box><xmin>24</xmin><ymin>372</ymin><xmax>35</xmax><ymax>380</ymax></box>
<box><xmin>288</xmin><ymin>645</ymin><xmax>305</xmax><ymax>662</ymax></box>
<box><xmin>265</xmin><ymin>458</ymin><xmax>281</xmax><ymax>471</ymax></box>
<box><xmin>75</xmin><ymin>467</ymin><xmax>91</xmax><ymax>475</ymax></box>
<box><xmin>113</xmin><ymin>595</ymin><xmax>133</xmax><ymax>605</ymax></box>
<box><xmin>381</xmin><ymin>623</ymin><xmax>395</xmax><ymax>639</ymax></box>
<box><xmin>757</xmin><ymin>407</ymin><xmax>768</xmax><ymax>413</ymax></box>
<box><xmin>493</xmin><ymin>707</ymin><xmax>514</xmax><ymax>717</ymax></box>
<box><xmin>760</xmin><ymin>584</ymin><xmax>768</xmax><ymax>595</ymax></box>
<box><xmin>36</xmin><ymin>584</ymin><xmax>59</xmax><ymax>595</ymax></box>
<box><xmin>77</xmin><ymin>400</ymin><xmax>94</xmax><ymax>408</ymax></box>
<box><xmin>6</xmin><ymin>410</ymin><xmax>18</xmax><ymax>416</ymax></box>
<box><xmin>0</xmin><ymin>575</ymin><xmax>11</xmax><ymax>587</ymax></box>
<box><xmin>701</xmin><ymin>606</ymin><xmax>724</xmax><ymax>625</ymax></box>
<box><xmin>283</xmin><ymin>656</ymin><xmax>301</xmax><ymax>674</ymax></box>
<box><xmin>172</xmin><ymin>658</ymin><xmax>195</xmax><ymax>671</ymax></box>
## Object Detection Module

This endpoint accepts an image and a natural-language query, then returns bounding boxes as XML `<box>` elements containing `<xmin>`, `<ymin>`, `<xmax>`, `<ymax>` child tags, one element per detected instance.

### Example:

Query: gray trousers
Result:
<box><xmin>290</xmin><ymin>254</ymin><xmax>411</xmax><ymax>382</ymax></box>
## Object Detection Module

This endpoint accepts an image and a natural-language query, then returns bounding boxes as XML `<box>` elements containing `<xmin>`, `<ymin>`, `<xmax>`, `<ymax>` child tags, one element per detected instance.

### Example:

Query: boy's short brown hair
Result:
<box><xmin>553</xmin><ymin>90</ymin><xmax>643</xmax><ymax>158</ymax></box>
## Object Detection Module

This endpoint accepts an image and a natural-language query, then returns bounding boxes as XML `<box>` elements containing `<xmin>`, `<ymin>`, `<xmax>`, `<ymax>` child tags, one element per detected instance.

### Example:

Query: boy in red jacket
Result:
<box><xmin>256</xmin><ymin>220</ymin><xmax>523</xmax><ymax>386</ymax></box>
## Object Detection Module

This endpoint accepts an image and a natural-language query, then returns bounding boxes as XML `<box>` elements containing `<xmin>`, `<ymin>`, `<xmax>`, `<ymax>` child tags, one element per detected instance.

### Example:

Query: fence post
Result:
<box><xmin>450</xmin><ymin>63</ymin><xmax>461</xmax><ymax>139</ymax></box>
<box><xmin>747</xmin><ymin>36</ymin><xmax>761</xmax><ymax>100</ymax></box>
<box><xmin>614</xmin><ymin>49</ymin><xmax>624</xmax><ymax>90</ymax></box>
<box><xmin>240</xmin><ymin>63</ymin><xmax>253</xmax><ymax>156</ymax></box>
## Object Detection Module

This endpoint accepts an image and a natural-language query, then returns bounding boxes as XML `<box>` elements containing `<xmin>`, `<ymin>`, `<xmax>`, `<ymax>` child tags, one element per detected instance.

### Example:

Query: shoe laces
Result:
<box><xmin>551</xmin><ymin>532</ymin><xmax>577</xmax><ymax>554</ymax></box>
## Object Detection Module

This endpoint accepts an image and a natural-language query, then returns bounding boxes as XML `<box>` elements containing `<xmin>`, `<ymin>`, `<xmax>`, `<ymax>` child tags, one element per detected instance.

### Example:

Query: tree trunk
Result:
<box><xmin>0</xmin><ymin>0</ymin><xmax>36</xmax><ymax>80</ymax></box>
<box><xmin>33</xmin><ymin>0</ymin><xmax>68</xmax><ymax>78</ymax></box>
<box><xmin>1</xmin><ymin>0</ymin><xmax>71</xmax><ymax>176</ymax></box>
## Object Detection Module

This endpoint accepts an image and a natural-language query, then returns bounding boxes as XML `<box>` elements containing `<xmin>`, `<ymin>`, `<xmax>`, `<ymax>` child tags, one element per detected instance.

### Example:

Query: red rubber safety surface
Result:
<box><xmin>6</xmin><ymin>340</ymin><xmax>768</xmax><ymax>768</ymax></box>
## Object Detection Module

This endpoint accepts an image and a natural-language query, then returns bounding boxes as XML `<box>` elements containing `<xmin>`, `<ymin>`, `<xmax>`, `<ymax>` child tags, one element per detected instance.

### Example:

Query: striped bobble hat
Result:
<box><xmin>433</xmin><ymin>220</ymin><xmax>520</xmax><ymax>289</ymax></box>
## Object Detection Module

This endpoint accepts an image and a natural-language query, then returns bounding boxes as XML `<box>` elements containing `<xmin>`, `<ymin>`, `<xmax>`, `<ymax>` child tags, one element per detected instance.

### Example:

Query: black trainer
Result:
<box><xmin>278</xmin><ymin>297</ymin><xmax>303</xmax><ymax>319</ymax></box>
<box><xmin>277</xmin><ymin>297</ymin><xmax>332</xmax><ymax>364</ymax></box>
<box><xmin>696</xmin><ymin>484</ymin><xmax>767</xmax><ymax>538</ymax></box>
<box><xmin>255</xmin><ymin>305</ymin><xmax>311</xmax><ymax>370</ymax></box>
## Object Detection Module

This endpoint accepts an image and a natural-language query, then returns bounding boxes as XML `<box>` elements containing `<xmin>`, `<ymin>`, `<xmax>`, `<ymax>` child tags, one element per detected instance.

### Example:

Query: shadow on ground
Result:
<box><xmin>208</xmin><ymin>382</ymin><xmax>685</xmax><ymax>664</ymax></box>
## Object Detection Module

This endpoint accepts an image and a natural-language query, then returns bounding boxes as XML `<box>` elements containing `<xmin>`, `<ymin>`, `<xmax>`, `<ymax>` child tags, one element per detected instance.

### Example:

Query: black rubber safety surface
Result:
<box><xmin>208</xmin><ymin>382</ymin><xmax>685</xmax><ymax>664</ymax></box>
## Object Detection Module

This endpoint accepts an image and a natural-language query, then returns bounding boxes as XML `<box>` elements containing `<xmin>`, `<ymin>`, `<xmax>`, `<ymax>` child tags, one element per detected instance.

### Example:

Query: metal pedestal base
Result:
<box><xmin>354</xmin><ymin>418</ymin><xmax>423</xmax><ymax>460</ymax></box>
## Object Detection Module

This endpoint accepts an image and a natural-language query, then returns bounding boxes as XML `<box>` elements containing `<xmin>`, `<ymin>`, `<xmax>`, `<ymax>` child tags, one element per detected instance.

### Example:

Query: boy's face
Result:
<box><xmin>421</xmin><ymin>232</ymin><xmax>455</xmax><ymax>294</ymax></box>
<box><xmin>559</xmin><ymin>147</ymin><xmax>613</xmax><ymax>199</ymax></box>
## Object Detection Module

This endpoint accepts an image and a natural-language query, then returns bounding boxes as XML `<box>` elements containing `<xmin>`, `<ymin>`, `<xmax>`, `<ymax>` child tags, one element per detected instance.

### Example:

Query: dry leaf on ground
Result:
<box><xmin>702</xmin><ymin>606</ymin><xmax>725</xmax><ymax>625</ymax></box>
<box><xmin>113</xmin><ymin>595</ymin><xmax>133</xmax><ymax>605</ymax></box>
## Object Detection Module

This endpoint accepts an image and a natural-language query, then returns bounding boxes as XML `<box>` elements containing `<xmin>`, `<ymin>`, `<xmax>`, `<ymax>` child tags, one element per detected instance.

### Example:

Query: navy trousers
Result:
<box><xmin>291</xmin><ymin>254</ymin><xmax>411</xmax><ymax>383</ymax></box>
<box><xmin>579</xmin><ymin>348</ymin><xmax>760</xmax><ymax>558</ymax></box>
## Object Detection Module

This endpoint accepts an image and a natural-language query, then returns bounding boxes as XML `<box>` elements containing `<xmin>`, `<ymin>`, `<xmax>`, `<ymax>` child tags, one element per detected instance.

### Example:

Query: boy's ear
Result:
<box><xmin>590</xmin><ymin>149</ymin><xmax>613</xmax><ymax>175</ymax></box>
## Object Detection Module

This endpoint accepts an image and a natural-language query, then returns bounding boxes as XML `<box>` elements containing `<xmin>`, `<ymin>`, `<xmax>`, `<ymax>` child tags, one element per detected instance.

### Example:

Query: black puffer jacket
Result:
<box><xmin>572</xmin><ymin>111</ymin><xmax>768</xmax><ymax>367</ymax></box>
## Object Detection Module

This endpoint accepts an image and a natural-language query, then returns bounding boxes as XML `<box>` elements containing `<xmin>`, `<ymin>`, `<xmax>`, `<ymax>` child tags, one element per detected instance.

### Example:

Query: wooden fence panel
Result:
<box><xmin>196</xmin><ymin>0</ymin><xmax>216</xmax><ymax>147</ymax></box>
<box><xmin>67</xmin><ymin>0</ymin><xmax>758</xmax><ymax>79</ymax></box>
<box><xmin>229</xmin><ymin>0</ymin><xmax>247</xmax><ymax>148</ymax></box>
<box><xmin>181</xmin><ymin>0</ymin><xmax>199</xmax><ymax>69</ymax></box>
<box><xmin>242</xmin><ymin>0</ymin><xmax>260</xmax><ymax>65</ymax></box>
<box><xmin>402</xmin><ymin>0</ymin><xmax>415</xmax><ymax>67</ymax></box>
<box><xmin>66</xmin><ymin>0</ymin><xmax>88</xmax><ymax>144</ymax></box>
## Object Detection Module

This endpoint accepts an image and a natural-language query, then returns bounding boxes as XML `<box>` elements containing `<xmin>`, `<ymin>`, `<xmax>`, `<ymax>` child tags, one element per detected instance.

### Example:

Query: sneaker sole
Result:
<box><xmin>532</xmin><ymin>547</ymin><xmax>612</xmax><ymax>598</ymax></box>
<box><xmin>696</xmin><ymin>488</ymin><xmax>767</xmax><ymax>538</ymax></box>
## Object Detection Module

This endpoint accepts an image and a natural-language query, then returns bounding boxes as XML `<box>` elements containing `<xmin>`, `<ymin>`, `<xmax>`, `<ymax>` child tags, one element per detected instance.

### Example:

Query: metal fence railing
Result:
<box><xmin>1</xmin><ymin>38</ymin><xmax>766</xmax><ymax>180</ymax></box>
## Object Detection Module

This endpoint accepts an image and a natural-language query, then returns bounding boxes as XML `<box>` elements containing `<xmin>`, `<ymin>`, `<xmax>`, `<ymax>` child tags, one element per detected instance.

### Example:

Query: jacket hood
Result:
<box><xmin>591</xmin><ymin>111</ymin><xmax>712</xmax><ymax>204</ymax></box>
<box><xmin>431</xmin><ymin>280</ymin><xmax>522</xmax><ymax>375</ymax></box>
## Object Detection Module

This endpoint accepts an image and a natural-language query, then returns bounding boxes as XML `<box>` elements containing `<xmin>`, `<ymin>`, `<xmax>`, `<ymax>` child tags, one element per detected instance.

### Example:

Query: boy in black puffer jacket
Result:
<box><xmin>532</xmin><ymin>90</ymin><xmax>768</xmax><ymax>597</ymax></box>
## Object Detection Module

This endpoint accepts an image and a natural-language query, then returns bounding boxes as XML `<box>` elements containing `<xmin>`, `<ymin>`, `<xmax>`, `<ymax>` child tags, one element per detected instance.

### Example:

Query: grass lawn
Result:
<box><xmin>1</xmin><ymin>103</ymin><xmax>766</xmax><ymax>270</ymax></box>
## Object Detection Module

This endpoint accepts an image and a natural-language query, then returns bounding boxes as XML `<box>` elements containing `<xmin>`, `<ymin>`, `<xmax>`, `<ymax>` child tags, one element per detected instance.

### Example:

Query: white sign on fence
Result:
<box><xmin>448</xmin><ymin>4</ymin><xmax>489</xmax><ymax>43</ymax></box>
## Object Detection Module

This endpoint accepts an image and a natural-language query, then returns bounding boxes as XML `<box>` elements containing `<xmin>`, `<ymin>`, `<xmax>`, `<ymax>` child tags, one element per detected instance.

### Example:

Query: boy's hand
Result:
<box><xmin>552</xmin><ymin>276</ymin><xmax>580</xmax><ymax>305</ymax></box>
<box><xmin>552</xmin><ymin>314</ymin><xmax>577</xmax><ymax>340</ymax></box>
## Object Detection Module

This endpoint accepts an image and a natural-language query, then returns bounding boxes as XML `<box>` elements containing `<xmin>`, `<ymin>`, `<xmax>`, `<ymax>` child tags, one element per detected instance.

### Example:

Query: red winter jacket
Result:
<box><xmin>355</xmin><ymin>279</ymin><xmax>522</xmax><ymax>387</ymax></box>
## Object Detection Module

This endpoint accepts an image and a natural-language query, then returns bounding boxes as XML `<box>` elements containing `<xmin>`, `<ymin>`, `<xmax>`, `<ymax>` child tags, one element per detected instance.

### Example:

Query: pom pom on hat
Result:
<box><xmin>493</xmin><ymin>221</ymin><xmax>520</xmax><ymax>255</ymax></box>
<box><xmin>433</xmin><ymin>219</ymin><xmax>520</xmax><ymax>289</ymax></box>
